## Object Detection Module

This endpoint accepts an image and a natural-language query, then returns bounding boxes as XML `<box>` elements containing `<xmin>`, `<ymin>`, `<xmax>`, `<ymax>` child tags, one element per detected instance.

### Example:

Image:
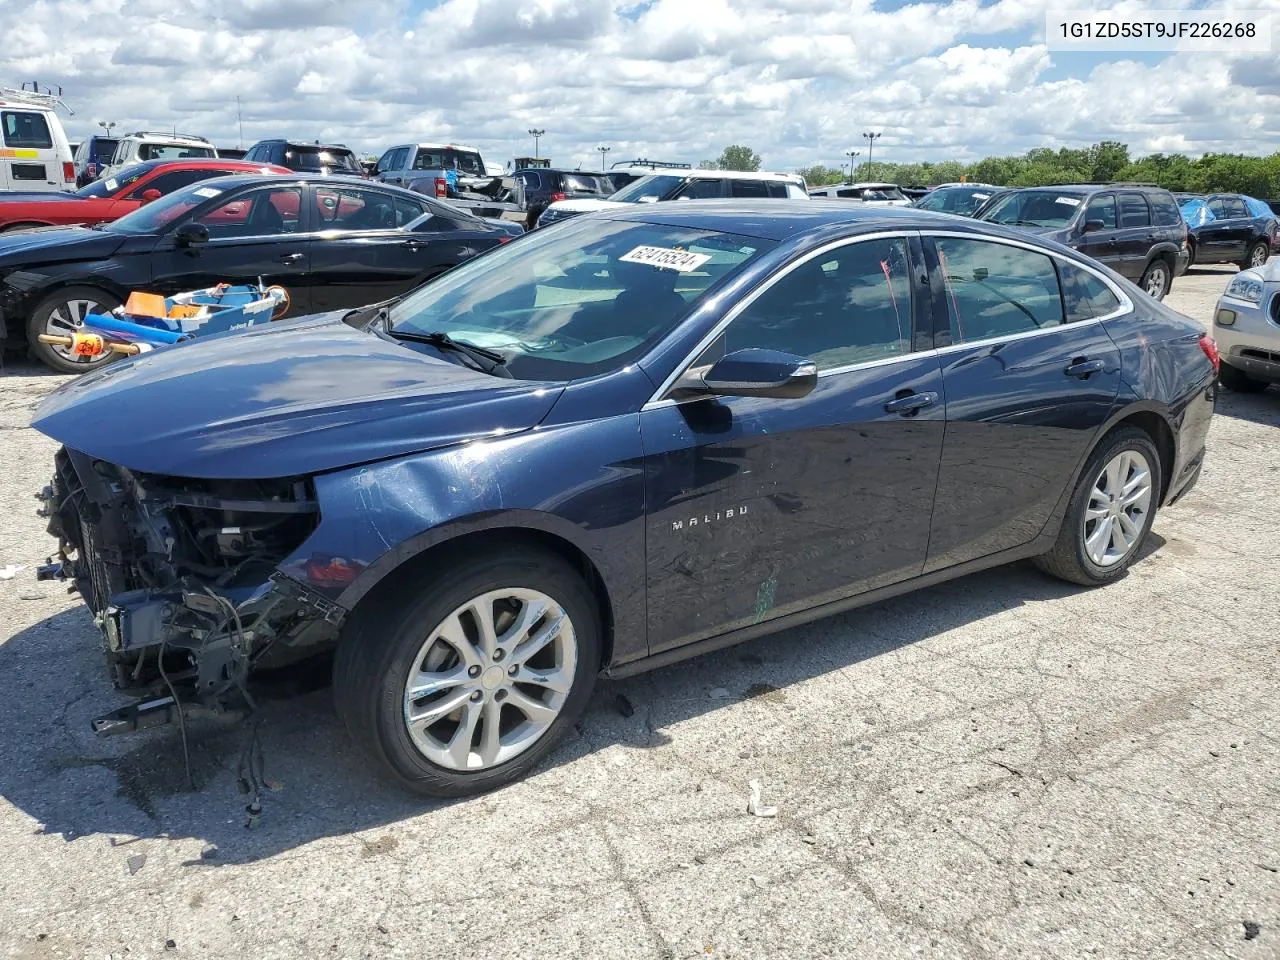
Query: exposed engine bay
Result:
<box><xmin>37</xmin><ymin>447</ymin><xmax>343</xmax><ymax>735</ymax></box>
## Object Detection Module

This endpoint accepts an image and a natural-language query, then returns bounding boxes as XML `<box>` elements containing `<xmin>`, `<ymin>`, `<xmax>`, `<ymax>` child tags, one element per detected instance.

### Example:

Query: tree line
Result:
<box><xmin>707</xmin><ymin>142</ymin><xmax>1280</xmax><ymax>197</ymax></box>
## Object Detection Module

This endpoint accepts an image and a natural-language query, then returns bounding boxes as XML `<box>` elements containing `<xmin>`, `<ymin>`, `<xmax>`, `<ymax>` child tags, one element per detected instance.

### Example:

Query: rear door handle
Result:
<box><xmin>276</xmin><ymin>252</ymin><xmax>304</xmax><ymax>264</ymax></box>
<box><xmin>1064</xmin><ymin>358</ymin><xmax>1105</xmax><ymax>379</ymax></box>
<box><xmin>884</xmin><ymin>391</ymin><xmax>938</xmax><ymax>415</ymax></box>
<box><xmin>1106</xmin><ymin>239</ymin><xmax>1118</xmax><ymax>246</ymax></box>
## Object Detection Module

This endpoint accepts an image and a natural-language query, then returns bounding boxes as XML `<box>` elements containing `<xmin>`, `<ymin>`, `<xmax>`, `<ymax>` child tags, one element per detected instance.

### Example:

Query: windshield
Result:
<box><xmin>76</xmin><ymin>164</ymin><xmax>150</xmax><ymax>198</ymax></box>
<box><xmin>609</xmin><ymin>175</ymin><xmax>686</xmax><ymax>203</ymax></box>
<box><xmin>980</xmin><ymin>190</ymin><xmax>1081</xmax><ymax>228</ymax></box>
<box><xmin>139</xmin><ymin>143</ymin><xmax>216</xmax><ymax>161</ymax></box>
<box><xmin>104</xmin><ymin>181</ymin><xmax>225</xmax><ymax>234</ymax></box>
<box><xmin>916</xmin><ymin>186</ymin><xmax>994</xmax><ymax>215</ymax></box>
<box><xmin>289</xmin><ymin>147</ymin><xmax>360</xmax><ymax>174</ymax></box>
<box><xmin>387</xmin><ymin>217</ymin><xmax>775</xmax><ymax>381</ymax></box>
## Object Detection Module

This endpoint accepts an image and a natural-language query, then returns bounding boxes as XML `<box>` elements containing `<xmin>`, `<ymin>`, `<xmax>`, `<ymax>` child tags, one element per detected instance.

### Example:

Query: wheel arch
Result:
<box><xmin>337</xmin><ymin>514</ymin><xmax>620</xmax><ymax>669</ymax></box>
<box><xmin>1097</xmin><ymin>402</ymin><xmax>1178</xmax><ymax>506</ymax></box>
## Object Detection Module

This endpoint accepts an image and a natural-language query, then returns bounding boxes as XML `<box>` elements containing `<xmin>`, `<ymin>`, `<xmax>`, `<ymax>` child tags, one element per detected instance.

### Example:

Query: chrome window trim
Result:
<box><xmin>642</xmin><ymin>230</ymin><xmax>919</xmax><ymax>409</ymax></box>
<box><xmin>641</xmin><ymin>227</ymin><xmax>1135</xmax><ymax>411</ymax></box>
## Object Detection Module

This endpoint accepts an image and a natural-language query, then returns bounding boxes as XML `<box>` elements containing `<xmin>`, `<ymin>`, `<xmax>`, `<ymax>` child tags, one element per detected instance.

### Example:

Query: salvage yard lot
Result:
<box><xmin>0</xmin><ymin>266</ymin><xmax>1276</xmax><ymax>959</ymax></box>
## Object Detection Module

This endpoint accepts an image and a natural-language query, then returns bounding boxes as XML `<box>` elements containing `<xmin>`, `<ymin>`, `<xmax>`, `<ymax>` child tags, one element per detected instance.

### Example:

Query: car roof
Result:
<box><xmin>597</xmin><ymin>198</ymin><xmax>1005</xmax><ymax>240</ymax></box>
<box><xmin>123</xmin><ymin>132</ymin><xmax>214</xmax><ymax>145</ymax></box>
<box><xmin>396</xmin><ymin>142</ymin><xmax>482</xmax><ymax>152</ymax></box>
<box><xmin>173</xmin><ymin>172</ymin><xmax>413</xmax><ymax>191</ymax></box>
<box><xmin>255</xmin><ymin>140</ymin><xmax>355</xmax><ymax>151</ymax></box>
<box><xmin>115</xmin><ymin>159</ymin><xmax>288</xmax><ymax>175</ymax></box>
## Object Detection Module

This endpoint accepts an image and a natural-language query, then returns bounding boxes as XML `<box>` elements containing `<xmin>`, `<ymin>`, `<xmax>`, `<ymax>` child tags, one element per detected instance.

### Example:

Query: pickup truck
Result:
<box><xmin>374</xmin><ymin>142</ymin><xmax>520</xmax><ymax>220</ymax></box>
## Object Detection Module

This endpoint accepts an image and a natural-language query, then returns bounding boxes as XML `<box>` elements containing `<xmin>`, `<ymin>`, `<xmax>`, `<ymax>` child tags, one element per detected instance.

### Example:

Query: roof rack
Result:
<box><xmin>0</xmin><ymin>83</ymin><xmax>74</xmax><ymax>115</ymax></box>
<box><xmin>610</xmin><ymin>158</ymin><xmax>691</xmax><ymax>170</ymax></box>
<box><xmin>125</xmin><ymin>130</ymin><xmax>212</xmax><ymax>143</ymax></box>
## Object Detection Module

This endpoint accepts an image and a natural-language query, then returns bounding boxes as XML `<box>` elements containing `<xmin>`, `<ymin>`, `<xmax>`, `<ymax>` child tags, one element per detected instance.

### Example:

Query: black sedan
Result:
<box><xmin>1181</xmin><ymin>193</ymin><xmax>1278</xmax><ymax>270</ymax></box>
<box><xmin>0</xmin><ymin>174</ymin><xmax>522</xmax><ymax>372</ymax></box>
<box><xmin>33</xmin><ymin>201</ymin><xmax>1216</xmax><ymax>797</ymax></box>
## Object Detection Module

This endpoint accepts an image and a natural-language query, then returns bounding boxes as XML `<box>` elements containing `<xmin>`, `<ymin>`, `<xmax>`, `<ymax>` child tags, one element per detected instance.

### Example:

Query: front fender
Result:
<box><xmin>277</xmin><ymin>413</ymin><xmax>649</xmax><ymax>662</ymax></box>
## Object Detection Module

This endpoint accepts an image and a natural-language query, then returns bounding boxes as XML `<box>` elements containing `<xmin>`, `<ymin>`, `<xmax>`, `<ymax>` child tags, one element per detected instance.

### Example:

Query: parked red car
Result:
<box><xmin>0</xmin><ymin>159</ymin><xmax>290</xmax><ymax>233</ymax></box>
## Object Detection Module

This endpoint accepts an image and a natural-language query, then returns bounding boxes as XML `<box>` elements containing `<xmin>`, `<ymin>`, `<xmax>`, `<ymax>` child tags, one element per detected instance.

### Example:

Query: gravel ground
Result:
<box><xmin>1</xmin><ymin>264</ymin><xmax>1277</xmax><ymax>960</ymax></box>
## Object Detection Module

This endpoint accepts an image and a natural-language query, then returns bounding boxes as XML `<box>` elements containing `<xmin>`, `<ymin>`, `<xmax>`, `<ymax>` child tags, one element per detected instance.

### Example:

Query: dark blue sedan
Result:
<box><xmin>33</xmin><ymin>201</ymin><xmax>1216</xmax><ymax>796</ymax></box>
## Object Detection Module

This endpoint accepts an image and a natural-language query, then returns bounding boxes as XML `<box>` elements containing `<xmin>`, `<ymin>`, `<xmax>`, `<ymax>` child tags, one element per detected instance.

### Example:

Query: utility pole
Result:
<box><xmin>861</xmin><ymin>132</ymin><xmax>881</xmax><ymax>176</ymax></box>
<box><xmin>597</xmin><ymin>145</ymin><xmax>611</xmax><ymax>171</ymax></box>
<box><xmin>844</xmin><ymin>149</ymin><xmax>860</xmax><ymax>184</ymax></box>
<box><xmin>527</xmin><ymin>128</ymin><xmax>545</xmax><ymax>159</ymax></box>
<box><xmin>236</xmin><ymin>96</ymin><xmax>244</xmax><ymax>149</ymax></box>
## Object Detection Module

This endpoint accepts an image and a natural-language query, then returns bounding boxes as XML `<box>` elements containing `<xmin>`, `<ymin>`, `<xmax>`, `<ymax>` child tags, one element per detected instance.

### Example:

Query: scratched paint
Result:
<box><xmin>753</xmin><ymin>575</ymin><xmax>777</xmax><ymax>624</ymax></box>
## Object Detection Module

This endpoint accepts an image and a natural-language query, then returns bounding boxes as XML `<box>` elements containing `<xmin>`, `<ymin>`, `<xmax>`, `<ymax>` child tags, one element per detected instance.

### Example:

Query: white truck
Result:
<box><xmin>0</xmin><ymin>86</ymin><xmax>76</xmax><ymax>193</ymax></box>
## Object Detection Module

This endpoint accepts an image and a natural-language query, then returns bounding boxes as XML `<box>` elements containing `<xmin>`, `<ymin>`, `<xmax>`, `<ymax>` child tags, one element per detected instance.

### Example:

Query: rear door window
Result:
<box><xmin>934</xmin><ymin>236</ymin><xmax>1065</xmax><ymax>342</ymax></box>
<box><xmin>728</xmin><ymin>179</ymin><xmax>770</xmax><ymax>199</ymax></box>
<box><xmin>676</xmin><ymin>179</ymin><xmax>726</xmax><ymax>199</ymax></box>
<box><xmin>1208</xmin><ymin>198</ymin><xmax>1229</xmax><ymax>218</ymax></box>
<box><xmin>139</xmin><ymin>143</ymin><xmax>216</xmax><ymax>161</ymax></box>
<box><xmin>1118</xmin><ymin>193</ymin><xmax>1151</xmax><ymax>228</ymax></box>
<box><xmin>2</xmin><ymin>111</ymin><xmax>53</xmax><ymax>149</ymax></box>
<box><xmin>1224</xmin><ymin>197</ymin><xmax>1249</xmax><ymax>218</ymax></box>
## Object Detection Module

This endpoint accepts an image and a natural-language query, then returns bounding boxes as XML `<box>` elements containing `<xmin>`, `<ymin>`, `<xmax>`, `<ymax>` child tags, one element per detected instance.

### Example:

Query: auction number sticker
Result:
<box><xmin>619</xmin><ymin>245</ymin><xmax>711</xmax><ymax>272</ymax></box>
<box><xmin>193</xmin><ymin>186</ymin><xmax>222</xmax><ymax>198</ymax></box>
<box><xmin>1055</xmin><ymin>196</ymin><xmax>1081</xmax><ymax>206</ymax></box>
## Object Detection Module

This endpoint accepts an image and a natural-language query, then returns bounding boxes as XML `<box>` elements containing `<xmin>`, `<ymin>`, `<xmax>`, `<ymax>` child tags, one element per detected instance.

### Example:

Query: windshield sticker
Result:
<box><xmin>972</xmin><ymin>192</ymin><xmax>990</xmax><ymax>200</ymax></box>
<box><xmin>193</xmin><ymin>186</ymin><xmax>222</xmax><ymax>199</ymax></box>
<box><xmin>104</xmin><ymin>178</ymin><xmax>118</xmax><ymax>191</ymax></box>
<box><xmin>1055</xmin><ymin>196</ymin><xmax>1081</xmax><ymax>206</ymax></box>
<box><xmin>619</xmin><ymin>245</ymin><xmax>712</xmax><ymax>273</ymax></box>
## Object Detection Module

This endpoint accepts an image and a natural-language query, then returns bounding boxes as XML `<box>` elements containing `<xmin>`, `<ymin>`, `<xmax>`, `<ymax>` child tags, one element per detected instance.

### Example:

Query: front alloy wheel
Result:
<box><xmin>1082</xmin><ymin>450</ymin><xmax>1154</xmax><ymax>567</ymax></box>
<box><xmin>403</xmin><ymin>588</ymin><xmax>576</xmax><ymax>771</ymax></box>
<box><xmin>27</xmin><ymin>285</ymin><xmax>123</xmax><ymax>374</ymax></box>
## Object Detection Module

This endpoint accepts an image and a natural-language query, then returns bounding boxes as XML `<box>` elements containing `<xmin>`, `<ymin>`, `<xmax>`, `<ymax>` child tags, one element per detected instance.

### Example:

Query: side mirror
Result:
<box><xmin>139</xmin><ymin>188</ymin><xmax>162</xmax><ymax>205</ymax></box>
<box><xmin>173</xmin><ymin>221</ymin><xmax>209</xmax><ymax>248</ymax></box>
<box><xmin>1082</xmin><ymin>219</ymin><xmax>1106</xmax><ymax>234</ymax></box>
<box><xmin>686</xmin><ymin>348</ymin><xmax>817</xmax><ymax>400</ymax></box>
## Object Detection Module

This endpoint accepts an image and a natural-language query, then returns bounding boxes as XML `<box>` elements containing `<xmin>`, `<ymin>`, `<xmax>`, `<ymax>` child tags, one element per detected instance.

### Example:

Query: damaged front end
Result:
<box><xmin>36</xmin><ymin>447</ymin><xmax>344</xmax><ymax>735</ymax></box>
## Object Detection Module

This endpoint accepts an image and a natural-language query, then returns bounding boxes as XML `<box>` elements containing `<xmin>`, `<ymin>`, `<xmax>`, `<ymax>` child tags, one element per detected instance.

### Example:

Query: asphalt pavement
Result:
<box><xmin>0</xmin><ymin>264</ymin><xmax>1276</xmax><ymax>959</ymax></box>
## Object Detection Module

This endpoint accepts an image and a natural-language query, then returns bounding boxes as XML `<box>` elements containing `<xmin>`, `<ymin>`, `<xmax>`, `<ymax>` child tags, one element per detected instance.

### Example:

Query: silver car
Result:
<box><xmin>1213</xmin><ymin>258</ymin><xmax>1280</xmax><ymax>391</ymax></box>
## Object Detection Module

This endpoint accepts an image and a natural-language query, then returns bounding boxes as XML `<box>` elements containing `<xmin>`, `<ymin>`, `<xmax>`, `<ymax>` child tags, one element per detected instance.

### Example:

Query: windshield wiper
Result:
<box><xmin>394</xmin><ymin>330</ymin><xmax>510</xmax><ymax>377</ymax></box>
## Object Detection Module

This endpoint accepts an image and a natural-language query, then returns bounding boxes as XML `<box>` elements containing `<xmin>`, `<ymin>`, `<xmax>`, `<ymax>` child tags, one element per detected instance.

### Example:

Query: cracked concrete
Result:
<box><xmin>1</xmin><ymin>264</ymin><xmax>1277</xmax><ymax>959</ymax></box>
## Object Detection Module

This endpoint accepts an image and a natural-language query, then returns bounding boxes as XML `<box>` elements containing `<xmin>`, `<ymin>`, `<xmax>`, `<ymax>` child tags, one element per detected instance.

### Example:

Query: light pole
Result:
<box><xmin>597</xmin><ymin>145</ymin><xmax>611</xmax><ymax>171</ymax></box>
<box><xmin>844</xmin><ymin>149</ymin><xmax>860</xmax><ymax>184</ymax></box>
<box><xmin>527</xmin><ymin>128</ymin><xmax>545</xmax><ymax>159</ymax></box>
<box><xmin>236</xmin><ymin>96</ymin><xmax>244</xmax><ymax>149</ymax></box>
<box><xmin>98</xmin><ymin>120</ymin><xmax>116</xmax><ymax>138</ymax></box>
<box><xmin>861</xmin><ymin>132</ymin><xmax>881</xmax><ymax>175</ymax></box>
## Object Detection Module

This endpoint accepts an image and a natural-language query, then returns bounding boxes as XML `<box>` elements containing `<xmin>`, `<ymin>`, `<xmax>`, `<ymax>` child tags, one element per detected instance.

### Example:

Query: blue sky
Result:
<box><xmin>3</xmin><ymin>0</ymin><xmax>1277</xmax><ymax>171</ymax></box>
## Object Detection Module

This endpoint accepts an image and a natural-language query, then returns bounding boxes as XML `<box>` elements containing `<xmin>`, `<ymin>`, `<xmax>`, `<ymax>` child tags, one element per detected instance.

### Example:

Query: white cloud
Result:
<box><xmin>2</xmin><ymin>0</ymin><xmax>1276</xmax><ymax>173</ymax></box>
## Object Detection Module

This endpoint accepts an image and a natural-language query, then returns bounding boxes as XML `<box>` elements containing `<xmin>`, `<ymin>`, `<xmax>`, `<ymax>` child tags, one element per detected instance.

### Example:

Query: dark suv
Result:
<box><xmin>242</xmin><ymin>139</ymin><xmax>363</xmax><ymax>177</ymax></box>
<box><xmin>976</xmin><ymin>184</ymin><xmax>1188</xmax><ymax>299</ymax></box>
<box><xmin>71</xmin><ymin>135</ymin><xmax>118</xmax><ymax>186</ymax></box>
<box><xmin>1180</xmin><ymin>193</ymin><xmax>1278</xmax><ymax>270</ymax></box>
<box><xmin>511</xmin><ymin>168</ymin><xmax>609</xmax><ymax>229</ymax></box>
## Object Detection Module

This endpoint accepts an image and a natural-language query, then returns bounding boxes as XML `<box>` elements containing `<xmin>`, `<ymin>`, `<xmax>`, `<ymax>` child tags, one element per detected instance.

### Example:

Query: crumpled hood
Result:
<box><xmin>0</xmin><ymin>224</ymin><xmax>125</xmax><ymax>263</ymax></box>
<box><xmin>31</xmin><ymin>313</ymin><xmax>565</xmax><ymax>479</ymax></box>
<box><xmin>545</xmin><ymin>198</ymin><xmax>630</xmax><ymax>214</ymax></box>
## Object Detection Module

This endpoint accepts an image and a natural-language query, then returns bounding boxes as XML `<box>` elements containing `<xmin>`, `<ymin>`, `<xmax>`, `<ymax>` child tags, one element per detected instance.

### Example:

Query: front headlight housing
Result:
<box><xmin>1225</xmin><ymin>274</ymin><xmax>1265</xmax><ymax>304</ymax></box>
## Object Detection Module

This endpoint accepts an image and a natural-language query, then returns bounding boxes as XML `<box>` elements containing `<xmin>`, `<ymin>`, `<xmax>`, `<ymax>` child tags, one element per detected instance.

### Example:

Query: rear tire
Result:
<box><xmin>1140</xmin><ymin>259</ymin><xmax>1171</xmax><ymax>300</ymax></box>
<box><xmin>333</xmin><ymin>546</ymin><xmax>601</xmax><ymax>798</ymax></box>
<box><xmin>26</xmin><ymin>286</ymin><xmax>123</xmax><ymax>374</ymax></box>
<box><xmin>1240</xmin><ymin>241</ymin><xmax>1269</xmax><ymax>271</ymax></box>
<box><xmin>1218</xmin><ymin>362</ymin><xmax>1268</xmax><ymax>393</ymax></box>
<box><xmin>1034</xmin><ymin>427</ymin><xmax>1162</xmax><ymax>586</ymax></box>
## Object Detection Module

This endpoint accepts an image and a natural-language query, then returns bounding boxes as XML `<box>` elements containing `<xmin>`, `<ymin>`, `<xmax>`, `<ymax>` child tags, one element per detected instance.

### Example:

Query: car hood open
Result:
<box><xmin>31</xmin><ymin>314</ymin><xmax>566</xmax><ymax>479</ymax></box>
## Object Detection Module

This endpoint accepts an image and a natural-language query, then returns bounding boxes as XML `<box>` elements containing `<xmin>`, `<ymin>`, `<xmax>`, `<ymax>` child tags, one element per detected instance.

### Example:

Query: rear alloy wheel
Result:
<box><xmin>26</xmin><ymin>286</ymin><xmax>122</xmax><ymax>374</ymax></box>
<box><xmin>1242</xmin><ymin>242</ymin><xmax>1269</xmax><ymax>271</ymax></box>
<box><xmin>1140</xmin><ymin>260</ymin><xmax>1171</xmax><ymax>300</ymax></box>
<box><xmin>1218</xmin><ymin>362</ymin><xmax>1268</xmax><ymax>393</ymax></box>
<box><xmin>334</xmin><ymin>549</ymin><xmax>600</xmax><ymax>797</ymax></box>
<box><xmin>1034</xmin><ymin>426</ymin><xmax>1161</xmax><ymax>585</ymax></box>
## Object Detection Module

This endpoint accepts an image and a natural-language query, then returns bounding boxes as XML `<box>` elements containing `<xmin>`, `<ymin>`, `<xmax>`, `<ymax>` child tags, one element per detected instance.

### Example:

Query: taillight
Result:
<box><xmin>63</xmin><ymin>161</ymin><xmax>75</xmax><ymax>182</ymax></box>
<box><xmin>1199</xmin><ymin>334</ymin><xmax>1220</xmax><ymax>375</ymax></box>
<box><xmin>85</xmin><ymin>162</ymin><xmax>97</xmax><ymax>177</ymax></box>
<box><xmin>550</xmin><ymin>191</ymin><xmax>566</xmax><ymax>202</ymax></box>
<box><xmin>498</xmin><ymin>236</ymin><xmax>512</xmax><ymax>244</ymax></box>
<box><xmin>434</xmin><ymin>177</ymin><xmax>447</xmax><ymax>198</ymax></box>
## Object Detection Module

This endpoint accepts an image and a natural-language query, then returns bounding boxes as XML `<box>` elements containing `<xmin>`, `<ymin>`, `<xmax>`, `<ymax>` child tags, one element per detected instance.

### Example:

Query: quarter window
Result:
<box><xmin>1</xmin><ymin>111</ymin><xmax>53</xmax><ymax>149</ymax></box>
<box><xmin>935</xmin><ymin>237</ymin><xmax>1064</xmax><ymax>342</ymax></box>
<box><xmin>394</xmin><ymin>195</ymin><xmax>429</xmax><ymax>226</ymax></box>
<box><xmin>1084</xmin><ymin>194</ymin><xmax>1116</xmax><ymax>230</ymax></box>
<box><xmin>1149</xmin><ymin>193</ymin><xmax>1182</xmax><ymax>226</ymax></box>
<box><xmin>1118</xmin><ymin>193</ymin><xmax>1151</xmax><ymax>228</ymax></box>
<box><xmin>1058</xmin><ymin>260</ymin><xmax>1121</xmax><ymax>322</ymax></box>
<box><xmin>715</xmin><ymin>237</ymin><xmax>914</xmax><ymax>370</ymax></box>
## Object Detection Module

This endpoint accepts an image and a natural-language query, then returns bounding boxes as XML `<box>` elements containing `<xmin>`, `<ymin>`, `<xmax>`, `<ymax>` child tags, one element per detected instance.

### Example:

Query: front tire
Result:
<box><xmin>1241</xmin><ymin>241</ymin><xmax>1269</xmax><ymax>271</ymax></box>
<box><xmin>1034</xmin><ymin>427</ymin><xmax>1162</xmax><ymax>586</ymax></box>
<box><xmin>1140</xmin><ymin>259</ymin><xmax>1171</xmax><ymax>300</ymax></box>
<box><xmin>1218</xmin><ymin>362</ymin><xmax>1268</xmax><ymax>393</ymax></box>
<box><xmin>333</xmin><ymin>546</ymin><xmax>601</xmax><ymax>798</ymax></box>
<box><xmin>26</xmin><ymin>286</ymin><xmax>123</xmax><ymax>374</ymax></box>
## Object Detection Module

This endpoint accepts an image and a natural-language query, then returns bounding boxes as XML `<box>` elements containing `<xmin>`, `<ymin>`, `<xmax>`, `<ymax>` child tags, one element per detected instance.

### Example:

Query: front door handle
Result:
<box><xmin>884</xmin><ymin>390</ymin><xmax>938</xmax><ymax>415</ymax></box>
<box><xmin>402</xmin><ymin>237</ymin><xmax>429</xmax><ymax>249</ymax></box>
<box><xmin>1064</xmin><ymin>358</ymin><xmax>1105</xmax><ymax>379</ymax></box>
<box><xmin>1106</xmin><ymin>238</ymin><xmax>1118</xmax><ymax>246</ymax></box>
<box><xmin>276</xmin><ymin>252</ymin><xmax>304</xmax><ymax>264</ymax></box>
